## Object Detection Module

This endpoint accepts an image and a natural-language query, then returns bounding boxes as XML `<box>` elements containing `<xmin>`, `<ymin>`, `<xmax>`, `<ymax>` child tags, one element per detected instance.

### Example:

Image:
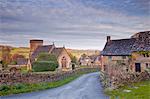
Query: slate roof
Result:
<box><xmin>16</xmin><ymin>58</ymin><xmax>28</xmax><ymax>65</ymax></box>
<box><xmin>101</xmin><ymin>31</ymin><xmax>150</xmax><ymax>56</ymax></box>
<box><xmin>31</xmin><ymin>45</ymin><xmax>54</xmax><ymax>59</ymax></box>
<box><xmin>51</xmin><ymin>47</ymin><xmax>64</xmax><ymax>58</ymax></box>
<box><xmin>31</xmin><ymin>45</ymin><xmax>65</xmax><ymax>61</ymax></box>
<box><xmin>131</xmin><ymin>31</ymin><xmax>150</xmax><ymax>51</ymax></box>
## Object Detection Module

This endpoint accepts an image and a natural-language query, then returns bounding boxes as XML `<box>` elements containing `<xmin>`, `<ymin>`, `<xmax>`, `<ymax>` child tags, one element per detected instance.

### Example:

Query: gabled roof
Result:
<box><xmin>51</xmin><ymin>47</ymin><xmax>64</xmax><ymax>58</ymax></box>
<box><xmin>131</xmin><ymin>31</ymin><xmax>150</xmax><ymax>51</ymax></box>
<box><xmin>31</xmin><ymin>45</ymin><xmax>54</xmax><ymax>59</ymax></box>
<box><xmin>101</xmin><ymin>38</ymin><xmax>136</xmax><ymax>56</ymax></box>
<box><xmin>101</xmin><ymin>31</ymin><xmax>150</xmax><ymax>56</ymax></box>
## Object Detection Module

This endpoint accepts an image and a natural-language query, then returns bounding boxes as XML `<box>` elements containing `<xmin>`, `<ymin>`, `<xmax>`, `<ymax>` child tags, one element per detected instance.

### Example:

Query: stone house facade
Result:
<box><xmin>101</xmin><ymin>31</ymin><xmax>150</xmax><ymax>73</ymax></box>
<box><xmin>29</xmin><ymin>40</ymin><xmax>72</xmax><ymax>71</ymax></box>
<box><xmin>79</xmin><ymin>55</ymin><xmax>92</xmax><ymax>66</ymax></box>
<box><xmin>131</xmin><ymin>52</ymin><xmax>150</xmax><ymax>72</ymax></box>
<box><xmin>79</xmin><ymin>54</ymin><xmax>101</xmax><ymax>67</ymax></box>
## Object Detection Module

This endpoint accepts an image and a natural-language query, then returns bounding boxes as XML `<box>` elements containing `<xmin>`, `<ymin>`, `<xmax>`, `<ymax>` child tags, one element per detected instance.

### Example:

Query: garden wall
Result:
<box><xmin>0</xmin><ymin>68</ymin><xmax>99</xmax><ymax>86</ymax></box>
<box><xmin>100</xmin><ymin>71</ymin><xmax>150</xmax><ymax>89</ymax></box>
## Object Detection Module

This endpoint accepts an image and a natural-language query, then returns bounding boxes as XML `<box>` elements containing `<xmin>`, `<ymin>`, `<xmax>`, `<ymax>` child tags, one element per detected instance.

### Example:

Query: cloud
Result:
<box><xmin>0</xmin><ymin>0</ymin><xmax>149</xmax><ymax>49</ymax></box>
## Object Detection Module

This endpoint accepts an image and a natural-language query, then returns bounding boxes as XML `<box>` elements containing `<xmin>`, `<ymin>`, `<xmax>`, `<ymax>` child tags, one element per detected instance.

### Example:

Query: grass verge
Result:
<box><xmin>0</xmin><ymin>69</ymin><xmax>98</xmax><ymax>96</ymax></box>
<box><xmin>105</xmin><ymin>80</ymin><xmax>150</xmax><ymax>99</ymax></box>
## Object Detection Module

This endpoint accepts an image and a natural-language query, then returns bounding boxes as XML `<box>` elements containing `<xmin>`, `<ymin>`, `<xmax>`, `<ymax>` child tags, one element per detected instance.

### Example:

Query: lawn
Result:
<box><xmin>106</xmin><ymin>80</ymin><xmax>150</xmax><ymax>99</ymax></box>
<box><xmin>0</xmin><ymin>69</ymin><xmax>98</xmax><ymax>96</ymax></box>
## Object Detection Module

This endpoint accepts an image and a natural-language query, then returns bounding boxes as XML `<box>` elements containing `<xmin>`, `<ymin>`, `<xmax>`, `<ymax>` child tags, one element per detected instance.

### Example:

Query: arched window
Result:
<box><xmin>61</xmin><ymin>56</ymin><xmax>67</xmax><ymax>68</ymax></box>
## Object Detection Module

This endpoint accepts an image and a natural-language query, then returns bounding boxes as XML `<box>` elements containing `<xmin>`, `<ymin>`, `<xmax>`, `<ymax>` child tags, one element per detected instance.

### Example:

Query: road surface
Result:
<box><xmin>0</xmin><ymin>72</ymin><xmax>109</xmax><ymax>99</ymax></box>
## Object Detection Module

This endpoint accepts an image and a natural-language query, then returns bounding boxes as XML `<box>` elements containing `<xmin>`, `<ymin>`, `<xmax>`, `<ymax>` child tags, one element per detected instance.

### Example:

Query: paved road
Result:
<box><xmin>0</xmin><ymin>72</ymin><xmax>109</xmax><ymax>99</ymax></box>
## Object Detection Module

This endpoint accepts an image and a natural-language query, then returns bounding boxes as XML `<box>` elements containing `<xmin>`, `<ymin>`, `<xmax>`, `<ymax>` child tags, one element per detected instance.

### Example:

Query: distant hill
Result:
<box><xmin>0</xmin><ymin>46</ymin><xmax>30</xmax><ymax>58</ymax></box>
<box><xmin>0</xmin><ymin>46</ymin><xmax>100</xmax><ymax>59</ymax></box>
<box><xmin>11</xmin><ymin>47</ymin><xmax>30</xmax><ymax>58</ymax></box>
<box><xmin>67</xmin><ymin>49</ymin><xmax>100</xmax><ymax>59</ymax></box>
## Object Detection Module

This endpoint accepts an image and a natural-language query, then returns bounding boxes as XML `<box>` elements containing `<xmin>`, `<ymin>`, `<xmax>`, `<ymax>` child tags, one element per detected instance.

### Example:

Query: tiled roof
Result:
<box><xmin>31</xmin><ymin>45</ymin><xmax>65</xmax><ymax>61</ymax></box>
<box><xmin>131</xmin><ymin>31</ymin><xmax>150</xmax><ymax>51</ymax></box>
<box><xmin>101</xmin><ymin>31</ymin><xmax>150</xmax><ymax>56</ymax></box>
<box><xmin>31</xmin><ymin>45</ymin><xmax>54</xmax><ymax>59</ymax></box>
<box><xmin>101</xmin><ymin>38</ymin><xmax>136</xmax><ymax>55</ymax></box>
<box><xmin>51</xmin><ymin>47</ymin><xmax>64</xmax><ymax>58</ymax></box>
<box><xmin>16</xmin><ymin>58</ymin><xmax>28</xmax><ymax>65</ymax></box>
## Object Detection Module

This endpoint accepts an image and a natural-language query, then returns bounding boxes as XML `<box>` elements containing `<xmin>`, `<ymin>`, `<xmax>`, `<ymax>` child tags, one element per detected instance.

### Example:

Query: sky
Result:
<box><xmin>0</xmin><ymin>0</ymin><xmax>149</xmax><ymax>50</ymax></box>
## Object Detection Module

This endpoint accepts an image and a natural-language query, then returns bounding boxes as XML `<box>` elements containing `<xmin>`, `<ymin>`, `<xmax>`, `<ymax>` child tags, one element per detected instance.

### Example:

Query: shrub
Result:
<box><xmin>32</xmin><ymin>61</ymin><xmax>58</xmax><ymax>72</ymax></box>
<box><xmin>0</xmin><ymin>85</ymin><xmax>10</xmax><ymax>92</ymax></box>
<box><xmin>37</xmin><ymin>53</ymin><xmax>57</xmax><ymax>62</ymax></box>
<box><xmin>13</xmin><ymin>84</ymin><xmax>26</xmax><ymax>90</ymax></box>
<box><xmin>10</xmin><ymin>61</ymin><xmax>17</xmax><ymax>65</ymax></box>
<box><xmin>70</xmin><ymin>54</ymin><xmax>77</xmax><ymax>64</ymax></box>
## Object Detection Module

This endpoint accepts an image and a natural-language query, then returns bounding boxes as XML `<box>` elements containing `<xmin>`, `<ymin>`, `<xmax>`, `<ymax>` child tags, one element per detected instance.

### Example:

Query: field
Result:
<box><xmin>11</xmin><ymin>47</ymin><xmax>30</xmax><ymax>58</ymax></box>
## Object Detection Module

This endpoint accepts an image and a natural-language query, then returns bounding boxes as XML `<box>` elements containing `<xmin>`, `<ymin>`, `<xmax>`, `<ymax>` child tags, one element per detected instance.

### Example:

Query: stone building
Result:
<box><xmin>101</xmin><ymin>31</ymin><xmax>150</xmax><ymax>73</ymax></box>
<box><xmin>79</xmin><ymin>54</ymin><xmax>101</xmax><ymax>67</ymax></box>
<box><xmin>79</xmin><ymin>55</ymin><xmax>92</xmax><ymax>66</ymax></box>
<box><xmin>29</xmin><ymin>40</ymin><xmax>72</xmax><ymax>71</ymax></box>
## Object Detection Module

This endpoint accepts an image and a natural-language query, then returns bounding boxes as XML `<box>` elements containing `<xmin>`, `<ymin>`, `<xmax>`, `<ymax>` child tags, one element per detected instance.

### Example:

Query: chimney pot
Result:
<box><xmin>107</xmin><ymin>36</ymin><xmax>111</xmax><ymax>42</ymax></box>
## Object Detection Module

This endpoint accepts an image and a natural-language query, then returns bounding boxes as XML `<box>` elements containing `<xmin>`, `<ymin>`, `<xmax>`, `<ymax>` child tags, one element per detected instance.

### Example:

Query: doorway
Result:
<box><xmin>135</xmin><ymin>63</ymin><xmax>141</xmax><ymax>72</ymax></box>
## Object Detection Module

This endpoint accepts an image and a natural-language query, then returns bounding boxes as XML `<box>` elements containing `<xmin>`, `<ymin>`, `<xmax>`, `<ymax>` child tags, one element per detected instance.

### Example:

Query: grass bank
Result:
<box><xmin>105</xmin><ymin>80</ymin><xmax>150</xmax><ymax>99</ymax></box>
<box><xmin>0</xmin><ymin>69</ymin><xmax>98</xmax><ymax>96</ymax></box>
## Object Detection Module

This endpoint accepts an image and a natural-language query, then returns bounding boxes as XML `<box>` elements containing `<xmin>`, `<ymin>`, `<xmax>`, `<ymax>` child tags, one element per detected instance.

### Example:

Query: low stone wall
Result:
<box><xmin>112</xmin><ymin>71</ymin><xmax>150</xmax><ymax>88</ymax></box>
<box><xmin>100</xmin><ymin>71</ymin><xmax>150</xmax><ymax>89</ymax></box>
<box><xmin>0</xmin><ymin>68</ymin><xmax>99</xmax><ymax>86</ymax></box>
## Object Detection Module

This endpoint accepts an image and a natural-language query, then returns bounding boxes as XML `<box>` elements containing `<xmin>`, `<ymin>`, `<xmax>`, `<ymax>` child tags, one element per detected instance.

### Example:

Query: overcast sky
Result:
<box><xmin>0</xmin><ymin>0</ymin><xmax>149</xmax><ymax>50</ymax></box>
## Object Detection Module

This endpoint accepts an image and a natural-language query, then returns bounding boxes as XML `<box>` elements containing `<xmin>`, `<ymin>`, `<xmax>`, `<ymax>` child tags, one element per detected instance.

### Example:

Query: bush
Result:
<box><xmin>32</xmin><ymin>61</ymin><xmax>58</xmax><ymax>72</ymax></box>
<box><xmin>0</xmin><ymin>85</ymin><xmax>10</xmax><ymax>92</ymax></box>
<box><xmin>10</xmin><ymin>61</ymin><xmax>17</xmax><ymax>65</ymax></box>
<box><xmin>13</xmin><ymin>84</ymin><xmax>26</xmax><ymax>90</ymax></box>
<box><xmin>37</xmin><ymin>53</ymin><xmax>57</xmax><ymax>62</ymax></box>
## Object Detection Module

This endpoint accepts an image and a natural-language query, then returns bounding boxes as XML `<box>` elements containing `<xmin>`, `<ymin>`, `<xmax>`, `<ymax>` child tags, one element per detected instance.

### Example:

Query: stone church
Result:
<box><xmin>29</xmin><ymin>40</ymin><xmax>72</xmax><ymax>71</ymax></box>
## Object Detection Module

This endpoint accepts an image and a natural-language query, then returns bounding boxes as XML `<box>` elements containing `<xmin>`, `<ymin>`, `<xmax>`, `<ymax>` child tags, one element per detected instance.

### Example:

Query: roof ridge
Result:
<box><xmin>42</xmin><ymin>45</ymin><xmax>53</xmax><ymax>47</ymax></box>
<box><xmin>111</xmin><ymin>38</ymin><xmax>135</xmax><ymax>41</ymax></box>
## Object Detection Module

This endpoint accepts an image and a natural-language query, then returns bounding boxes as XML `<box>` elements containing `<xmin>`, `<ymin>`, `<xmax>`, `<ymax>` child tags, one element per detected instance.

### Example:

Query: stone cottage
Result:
<box><xmin>101</xmin><ymin>31</ymin><xmax>150</xmax><ymax>73</ymax></box>
<box><xmin>79</xmin><ymin>54</ymin><xmax>92</xmax><ymax>66</ymax></box>
<box><xmin>79</xmin><ymin>54</ymin><xmax>101</xmax><ymax>67</ymax></box>
<box><xmin>29</xmin><ymin>40</ymin><xmax>72</xmax><ymax>71</ymax></box>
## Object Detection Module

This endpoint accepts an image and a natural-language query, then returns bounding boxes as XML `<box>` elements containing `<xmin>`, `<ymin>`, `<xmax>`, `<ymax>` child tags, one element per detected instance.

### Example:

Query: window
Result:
<box><xmin>143</xmin><ymin>53</ymin><xmax>149</xmax><ymax>57</ymax></box>
<box><xmin>146</xmin><ymin>63</ymin><xmax>149</xmax><ymax>68</ymax></box>
<box><xmin>146</xmin><ymin>53</ymin><xmax>149</xmax><ymax>57</ymax></box>
<box><xmin>122</xmin><ymin>56</ymin><xmax>126</xmax><ymax>59</ymax></box>
<box><xmin>108</xmin><ymin>56</ymin><xmax>112</xmax><ymax>60</ymax></box>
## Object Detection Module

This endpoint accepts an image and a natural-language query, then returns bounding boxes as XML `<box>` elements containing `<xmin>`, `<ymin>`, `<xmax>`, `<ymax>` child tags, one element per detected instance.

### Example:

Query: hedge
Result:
<box><xmin>32</xmin><ymin>61</ymin><xmax>58</xmax><ymax>72</ymax></box>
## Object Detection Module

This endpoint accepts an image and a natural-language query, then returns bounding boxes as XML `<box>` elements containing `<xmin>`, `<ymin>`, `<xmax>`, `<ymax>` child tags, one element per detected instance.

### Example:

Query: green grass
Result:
<box><xmin>0</xmin><ymin>69</ymin><xmax>98</xmax><ymax>96</ymax></box>
<box><xmin>105</xmin><ymin>80</ymin><xmax>150</xmax><ymax>99</ymax></box>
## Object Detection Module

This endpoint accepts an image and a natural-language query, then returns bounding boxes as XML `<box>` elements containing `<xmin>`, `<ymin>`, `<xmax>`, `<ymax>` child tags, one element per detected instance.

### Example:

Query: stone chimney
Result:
<box><xmin>30</xmin><ymin>39</ymin><xmax>43</xmax><ymax>53</ymax></box>
<box><xmin>107</xmin><ymin>36</ymin><xmax>111</xmax><ymax>42</ymax></box>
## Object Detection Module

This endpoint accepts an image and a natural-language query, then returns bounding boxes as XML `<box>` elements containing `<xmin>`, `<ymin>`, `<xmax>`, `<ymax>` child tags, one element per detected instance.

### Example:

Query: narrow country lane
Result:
<box><xmin>0</xmin><ymin>72</ymin><xmax>109</xmax><ymax>99</ymax></box>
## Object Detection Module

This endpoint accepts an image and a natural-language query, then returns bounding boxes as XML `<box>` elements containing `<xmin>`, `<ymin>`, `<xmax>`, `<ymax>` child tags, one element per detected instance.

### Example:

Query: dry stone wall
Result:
<box><xmin>100</xmin><ymin>70</ymin><xmax>150</xmax><ymax>89</ymax></box>
<box><xmin>0</xmin><ymin>68</ymin><xmax>99</xmax><ymax>86</ymax></box>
